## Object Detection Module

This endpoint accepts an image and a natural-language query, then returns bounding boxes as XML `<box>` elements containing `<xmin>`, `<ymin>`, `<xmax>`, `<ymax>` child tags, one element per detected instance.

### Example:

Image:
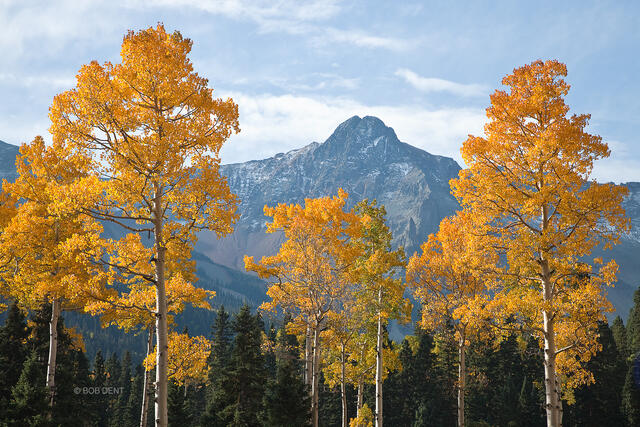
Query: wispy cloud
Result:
<box><xmin>395</xmin><ymin>68</ymin><xmax>488</xmax><ymax>97</ymax></box>
<box><xmin>319</xmin><ymin>29</ymin><xmax>413</xmax><ymax>52</ymax></box>
<box><xmin>144</xmin><ymin>0</ymin><xmax>413</xmax><ymax>51</ymax></box>
<box><xmin>0</xmin><ymin>73</ymin><xmax>75</xmax><ymax>88</ymax></box>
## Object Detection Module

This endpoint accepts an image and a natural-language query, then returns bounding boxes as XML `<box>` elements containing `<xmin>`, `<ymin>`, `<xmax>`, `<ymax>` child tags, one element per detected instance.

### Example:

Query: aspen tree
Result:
<box><xmin>48</xmin><ymin>25</ymin><xmax>239</xmax><ymax>426</ymax></box>
<box><xmin>0</xmin><ymin>137</ymin><xmax>106</xmax><ymax>409</ymax></box>
<box><xmin>246</xmin><ymin>189</ymin><xmax>361</xmax><ymax>427</ymax></box>
<box><xmin>407</xmin><ymin>211</ymin><xmax>495</xmax><ymax>427</ymax></box>
<box><xmin>451</xmin><ymin>60</ymin><xmax>629</xmax><ymax>427</ymax></box>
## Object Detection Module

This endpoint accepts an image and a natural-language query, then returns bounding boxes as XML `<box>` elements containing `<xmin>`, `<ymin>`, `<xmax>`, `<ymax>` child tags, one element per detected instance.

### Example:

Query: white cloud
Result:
<box><xmin>319</xmin><ymin>29</ymin><xmax>413</xmax><ymax>52</ymax></box>
<box><xmin>395</xmin><ymin>68</ymin><xmax>488</xmax><ymax>97</ymax></box>
<box><xmin>0</xmin><ymin>0</ymin><xmax>120</xmax><ymax>59</ymax></box>
<box><xmin>0</xmin><ymin>73</ymin><xmax>75</xmax><ymax>88</ymax></box>
<box><xmin>217</xmin><ymin>91</ymin><xmax>486</xmax><ymax>166</ymax></box>
<box><xmin>144</xmin><ymin>0</ymin><xmax>412</xmax><ymax>51</ymax></box>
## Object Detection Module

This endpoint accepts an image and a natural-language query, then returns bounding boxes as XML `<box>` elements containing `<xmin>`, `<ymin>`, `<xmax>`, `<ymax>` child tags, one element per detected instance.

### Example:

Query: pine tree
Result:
<box><xmin>624</xmin><ymin>290</ymin><xmax>640</xmax><ymax>426</ymax></box>
<box><xmin>228</xmin><ymin>305</ymin><xmax>266</xmax><ymax>426</ymax></box>
<box><xmin>623</xmin><ymin>362</ymin><xmax>640</xmax><ymax>427</ymax></box>
<box><xmin>565</xmin><ymin>321</ymin><xmax>625</xmax><ymax>426</ymax></box>
<box><xmin>384</xmin><ymin>329</ymin><xmax>452</xmax><ymax>426</ymax></box>
<box><xmin>612</xmin><ymin>316</ymin><xmax>629</xmax><ymax>360</ymax></box>
<box><xmin>0</xmin><ymin>301</ymin><xmax>29</xmax><ymax>416</ymax></box>
<box><xmin>383</xmin><ymin>339</ymin><xmax>414</xmax><ymax>424</ymax></box>
<box><xmin>263</xmin><ymin>320</ymin><xmax>311</xmax><ymax>426</ymax></box>
<box><xmin>111</xmin><ymin>352</ymin><xmax>133</xmax><ymax>426</ymax></box>
<box><xmin>92</xmin><ymin>351</ymin><xmax>109</xmax><ymax>427</ymax></box>
<box><xmin>105</xmin><ymin>353</ymin><xmax>121</xmax><ymax>424</ymax></box>
<box><xmin>22</xmin><ymin>305</ymin><xmax>93</xmax><ymax>425</ymax></box>
<box><xmin>628</xmin><ymin>290</ymin><xmax>640</xmax><ymax>356</ymax></box>
<box><xmin>168</xmin><ymin>381</ymin><xmax>192</xmax><ymax>426</ymax></box>
<box><xmin>201</xmin><ymin>306</ymin><xmax>234</xmax><ymax>426</ymax></box>
<box><xmin>128</xmin><ymin>364</ymin><xmax>144</xmax><ymax>427</ymax></box>
<box><xmin>10</xmin><ymin>350</ymin><xmax>50</xmax><ymax>426</ymax></box>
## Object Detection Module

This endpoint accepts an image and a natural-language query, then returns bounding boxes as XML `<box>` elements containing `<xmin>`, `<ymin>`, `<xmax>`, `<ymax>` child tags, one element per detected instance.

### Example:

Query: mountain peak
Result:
<box><xmin>318</xmin><ymin>115</ymin><xmax>401</xmax><ymax>160</ymax></box>
<box><xmin>328</xmin><ymin>115</ymin><xmax>398</xmax><ymax>141</ymax></box>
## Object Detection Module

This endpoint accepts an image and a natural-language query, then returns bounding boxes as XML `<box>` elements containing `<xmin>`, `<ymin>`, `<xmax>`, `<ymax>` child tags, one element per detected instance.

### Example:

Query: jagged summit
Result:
<box><xmin>325</xmin><ymin>115</ymin><xmax>399</xmax><ymax>144</ymax></box>
<box><xmin>316</xmin><ymin>115</ymin><xmax>401</xmax><ymax>160</ymax></box>
<box><xmin>208</xmin><ymin>116</ymin><xmax>462</xmax><ymax>270</ymax></box>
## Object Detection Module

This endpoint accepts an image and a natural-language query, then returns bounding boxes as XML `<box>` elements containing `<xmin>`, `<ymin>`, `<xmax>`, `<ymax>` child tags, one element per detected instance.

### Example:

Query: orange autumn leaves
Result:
<box><xmin>0</xmin><ymin>26</ymin><xmax>238</xmax><ymax>417</ymax></box>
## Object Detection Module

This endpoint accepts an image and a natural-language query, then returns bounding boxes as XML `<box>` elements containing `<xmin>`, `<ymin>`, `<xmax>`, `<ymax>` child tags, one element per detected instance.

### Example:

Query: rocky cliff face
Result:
<box><xmin>1</xmin><ymin>120</ymin><xmax>639</xmax><ymax>318</ymax></box>
<box><xmin>196</xmin><ymin>115</ymin><xmax>461</xmax><ymax>270</ymax></box>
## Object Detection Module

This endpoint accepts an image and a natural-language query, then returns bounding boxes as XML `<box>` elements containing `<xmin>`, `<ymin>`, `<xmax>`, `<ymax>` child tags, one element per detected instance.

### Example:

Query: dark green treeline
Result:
<box><xmin>2</xmin><ymin>296</ymin><xmax>640</xmax><ymax>426</ymax></box>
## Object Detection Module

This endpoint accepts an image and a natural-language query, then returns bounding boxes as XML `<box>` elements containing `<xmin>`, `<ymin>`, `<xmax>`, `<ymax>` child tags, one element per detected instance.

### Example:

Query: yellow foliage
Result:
<box><xmin>246</xmin><ymin>189</ymin><xmax>362</xmax><ymax>333</ymax></box>
<box><xmin>85</xmin><ymin>272</ymin><xmax>214</xmax><ymax>332</ymax></box>
<box><xmin>450</xmin><ymin>59</ymin><xmax>630</xmax><ymax>397</ymax></box>
<box><xmin>0</xmin><ymin>136</ymin><xmax>108</xmax><ymax>312</ymax></box>
<box><xmin>407</xmin><ymin>210</ymin><xmax>496</xmax><ymax>345</ymax></box>
<box><xmin>144</xmin><ymin>331</ymin><xmax>211</xmax><ymax>386</ymax></box>
<box><xmin>349</xmin><ymin>404</ymin><xmax>374</xmax><ymax>427</ymax></box>
<box><xmin>46</xmin><ymin>27</ymin><xmax>239</xmax><ymax>404</ymax></box>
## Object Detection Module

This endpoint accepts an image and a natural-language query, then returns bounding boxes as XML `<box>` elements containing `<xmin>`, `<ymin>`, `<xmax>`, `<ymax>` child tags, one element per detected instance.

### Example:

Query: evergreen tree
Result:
<box><xmin>432</xmin><ymin>328</ymin><xmax>458</xmax><ymax>426</ymax></box>
<box><xmin>92</xmin><ymin>351</ymin><xmax>109</xmax><ymax>427</ymax></box>
<box><xmin>263</xmin><ymin>319</ymin><xmax>310</xmax><ymax>426</ymax></box>
<box><xmin>383</xmin><ymin>338</ymin><xmax>414</xmax><ymax>424</ymax></box>
<box><xmin>624</xmin><ymin>289</ymin><xmax>640</xmax><ymax>427</ymax></box>
<box><xmin>384</xmin><ymin>329</ymin><xmax>451</xmax><ymax>426</ymax></box>
<box><xmin>168</xmin><ymin>381</ymin><xmax>192</xmax><ymax>426</ymax></box>
<box><xmin>612</xmin><ymin>315</ymin><xmax>629</xmax><ymax>360</ymax></box>
<box><xmin>228</xmin><ymin>305</ymin><xmax>266</xmax><ymax>426</ymax></box>
<box><xmin>105</xmin><ymin>353</ymin><xmax>121</xmax><ymax>424</ymax></box>
<box><xmin>623</xmin><ymin>359</ymin><xmax>640</xmax><ymax>427</ymax></box>
<box><xmin>22</xmin><ymin>305</ymin><xmax>93</xmax><ymax>426</ymax></box>
<box><xmin>201</xmin><ymin>305</ymin><xmax>234</xmax><ymax>426</ymax></box>
<box><xmin>128</xmin><ymin>364</ymin><xmax>144</xmax><ymax>427</ymax></box>
<box><xmin>565</xmin><ymin>321</ymin><xmax>625</xmax><ymax>426</ymax></box>
<box><xmin>111</xmin><ymin>352</ymin><xmax>133</xmax><ymax>427</ymax></box>
<box><xmin>0</xmin><ymin>301</ymin><xmax>29</xmax><ymax>417</ymax></box>
<box><xmin>318</xmin><ymin>370</ymin><xmax>341</xmax><ymax>427</ymax></box>
<box><xmin>628</xmin><ymin>290</ymin><xmax>640</xmax><ymax>356</ymax></box>
<box><xmin>10</xmin><ymin>350</ymin><xmax>50</xmax><ymax>426</ymax></box>
<box><xmin>264</xmin><ymin>323</ymin><xmax>277</xmax><ymax>379</ymax></box>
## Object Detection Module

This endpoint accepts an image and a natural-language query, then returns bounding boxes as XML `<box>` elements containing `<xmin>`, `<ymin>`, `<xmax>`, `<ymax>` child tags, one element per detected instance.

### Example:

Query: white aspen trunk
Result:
<box><xmin>305</xmin><ymin>326</ymin><xmax>313</xmax><ymax>387</ymax></box>
<box><xmin>153</xmin><ymin>187</ymin><xmax>169</xmax><ymax>427</ymax></box>
<box><xmin>457</xmin><ymin>335</ymin><xmax>466</xmax><ymax>427</ymax></box>
<box><xmin>540</xmin><ymin>202</ymin><xmax>561</xmax><ymax>427</ymax></box>
<box><xmin>46</xmin><ymin>298</ymin><xmax>61</xmax><ymax>408</ymax></box>
<box><xmin>341</xmin><ymin>343</ymin><xmax>348</xmax><ymax>427</ymax></box>
<box><xmin>311</xmin><ymin>325</ymin><xmax>321</xmax><ymax>427</ymax></box>
<box><xmin>357</xmin><ymin>380</ymin><xmax>363</xmax><ymax>417</ymax></box>
<box><xmin>140</xmin><ymin>327</ymin><xmax>154</xmax><ymax>427</ymax></box>
<box><xmin>543</xmin><ymin>305</ymin><xmax>561</xmax><ymax>427</ymax></box>
<box><xmin>375</xmin><ymin>288</ymin><xmax>383</xmax><ymax>427</ymax></box>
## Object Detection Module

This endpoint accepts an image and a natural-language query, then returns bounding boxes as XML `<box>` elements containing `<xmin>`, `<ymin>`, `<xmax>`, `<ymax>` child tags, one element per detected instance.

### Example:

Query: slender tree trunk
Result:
<box><xmin>46</xmin><ymin>297</ymin><xmax>61</xmax><ymax>408</ymax></box>
<box><xmin>357</xmin><ymin>380</ymin><xmax>363</xmax><ymax>417</ymax></box>
<box><xmin>541</xmin><ymin>202</ymin><xmax>561</xmax><ymax>427</ymax></box>
<box><xmin>543</xmin><ymin>305</ymin><xmax>561</xmax><ymax>427</ymax></box>
<box><xmin>140</xmin><ymin>327</ymin><xmax>154</xmax><ymax>427</ymax></box>
<box><xmin>340</xmin><ymin>343</ymin><xmax>348</xmax><ymax>427</ymax></box>
<box><xmin>305</xmin><ymin>326</ymin><xmax>313</xmax><ymax>387</ymax></box>
<box><xmin>457</xmin><ymin>335</ymin><xmax>466</xmax><ymax>427</ymax></box>
<box><xmin>375</xmin><ymin>288</ymin><xmax>383</xmax><ymax>427</ymax></box>
<box><xmin>153</xmin><ymin>187</ymin><xmax>168</xmax><ymax>427</ymax></box>
<box><xmin>311</xmin><ymin>325</ymin><xmax>321</xmax><ymax>427</ymax></box>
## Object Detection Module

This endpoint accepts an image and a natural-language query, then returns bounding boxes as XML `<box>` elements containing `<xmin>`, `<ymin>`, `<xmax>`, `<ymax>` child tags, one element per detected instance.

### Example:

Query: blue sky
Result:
<box><xmin>1</xmin><ymin>0</ymin><xmax>638</xmax><ymax>182</ymax></box>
